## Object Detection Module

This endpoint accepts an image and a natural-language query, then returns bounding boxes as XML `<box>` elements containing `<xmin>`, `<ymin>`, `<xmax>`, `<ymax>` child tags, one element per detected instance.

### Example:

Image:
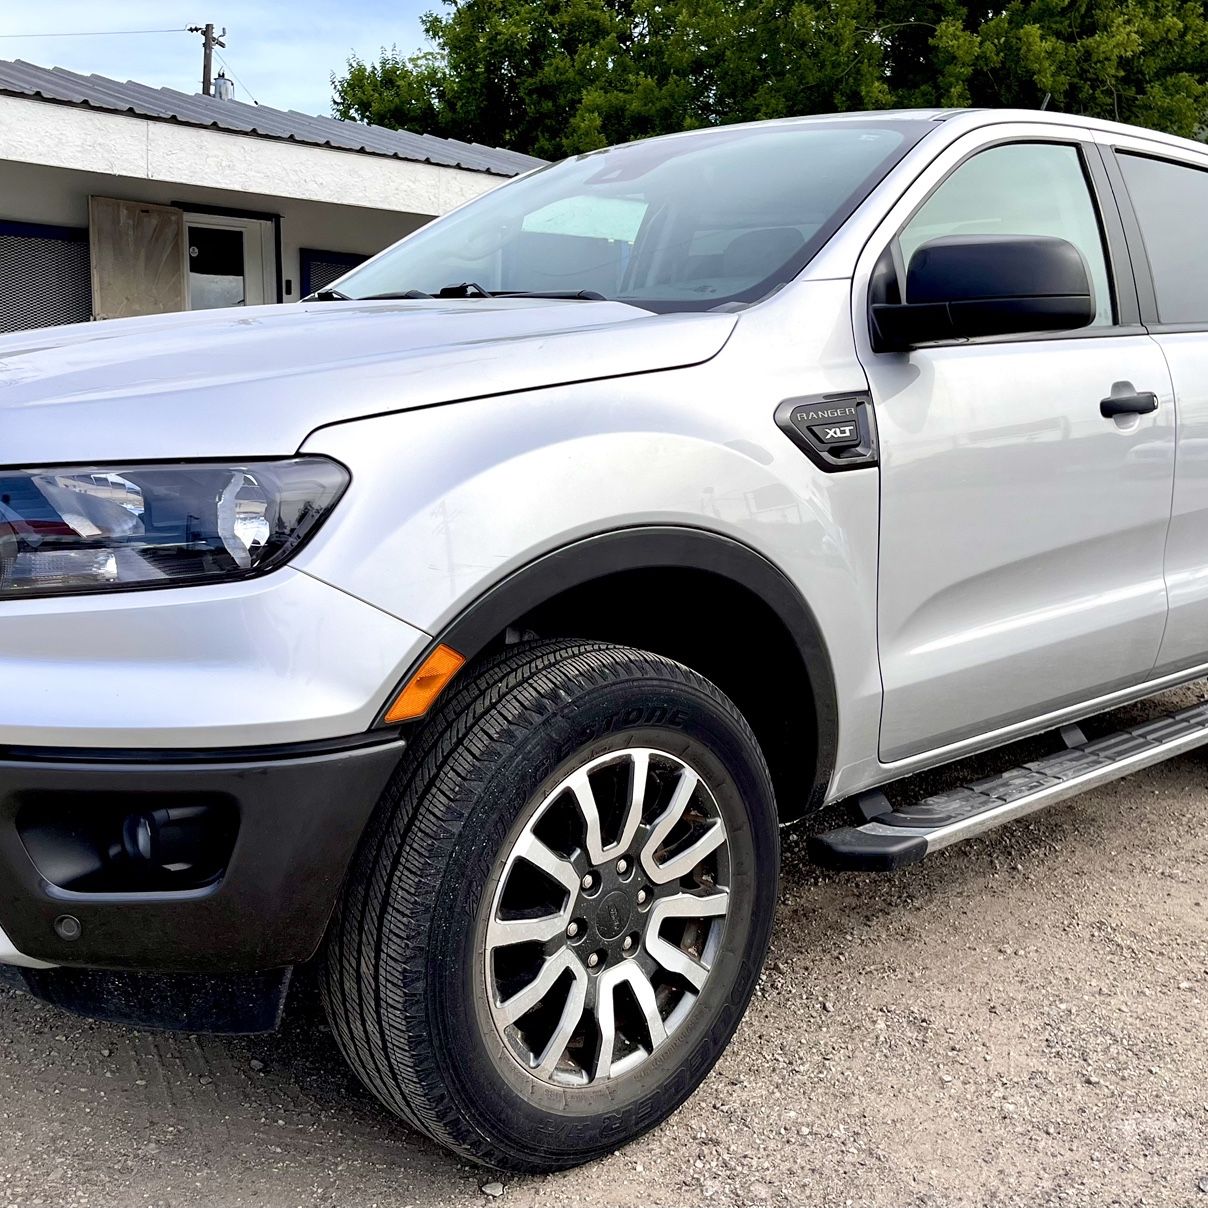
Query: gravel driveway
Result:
<box><xmin>1</xmin><ymin>692</ymin><xmax>1205</xmax><ymax>1208</ymax></box>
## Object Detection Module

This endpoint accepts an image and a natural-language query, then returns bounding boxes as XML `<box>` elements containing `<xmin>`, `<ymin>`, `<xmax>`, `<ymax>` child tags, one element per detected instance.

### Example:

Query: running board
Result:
<box><xmin>809</xmin><ymin>699</ymin><xmax>1208</xmax><ymax>872</ymax></box>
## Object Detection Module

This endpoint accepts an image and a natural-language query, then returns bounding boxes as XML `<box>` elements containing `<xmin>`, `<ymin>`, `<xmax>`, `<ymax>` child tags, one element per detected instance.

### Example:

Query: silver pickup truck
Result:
<box><xmin>1</xmin><ymin>107</ymin><xmax>1206</xmax><ymax>1171</ymax></box>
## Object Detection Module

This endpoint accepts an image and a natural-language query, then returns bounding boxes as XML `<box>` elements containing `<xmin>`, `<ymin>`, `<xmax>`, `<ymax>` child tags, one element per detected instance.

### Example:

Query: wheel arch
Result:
<box><xmin>420</xmin><ymin>526</ymin><xmax>837</xmax><ymax>823</ymax></box>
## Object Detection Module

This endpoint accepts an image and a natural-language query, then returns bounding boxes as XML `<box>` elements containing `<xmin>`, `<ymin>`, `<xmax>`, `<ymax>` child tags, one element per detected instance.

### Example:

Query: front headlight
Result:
<box><xmin>0</xmin><ymin>457</ymin><xmax>348</xmax><ymax>599</ymax></box>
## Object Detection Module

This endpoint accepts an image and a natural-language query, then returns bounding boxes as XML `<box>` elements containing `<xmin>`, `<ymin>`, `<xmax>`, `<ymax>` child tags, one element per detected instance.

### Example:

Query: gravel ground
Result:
<box><xmin>1</xmin><ymin>691</ymin><xmax>1205</xmax><ymax>1208</ymax></box>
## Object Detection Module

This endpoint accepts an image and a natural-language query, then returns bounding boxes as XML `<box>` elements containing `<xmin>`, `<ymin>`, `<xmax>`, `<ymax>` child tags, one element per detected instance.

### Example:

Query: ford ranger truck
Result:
<box><xmin>1</xmin><ymin>108</ymin><xmax>1206</xmax><ymax>1171</ymax></box>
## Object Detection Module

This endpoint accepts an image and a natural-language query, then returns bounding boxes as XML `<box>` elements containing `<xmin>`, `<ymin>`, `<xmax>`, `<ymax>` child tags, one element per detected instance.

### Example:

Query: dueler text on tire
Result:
<box><xmin>320</xmin><ymin>639</ymin><xmax>780</xmax><ymax>1171</ymax></box>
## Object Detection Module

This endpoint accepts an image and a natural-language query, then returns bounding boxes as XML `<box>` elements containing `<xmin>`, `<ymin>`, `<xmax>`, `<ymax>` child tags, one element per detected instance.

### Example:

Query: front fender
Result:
<box><xmin>295</xmin><ymin>286</ymin><xmax>883</xmax><ymax>801</ymax></box>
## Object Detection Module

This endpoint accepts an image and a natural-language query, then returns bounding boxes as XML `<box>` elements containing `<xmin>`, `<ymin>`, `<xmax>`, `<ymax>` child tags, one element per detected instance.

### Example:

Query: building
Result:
<box><xmin>0</xmin><ymin>60</ymin><xmax>544</xmax><ymax>333</ymax></box>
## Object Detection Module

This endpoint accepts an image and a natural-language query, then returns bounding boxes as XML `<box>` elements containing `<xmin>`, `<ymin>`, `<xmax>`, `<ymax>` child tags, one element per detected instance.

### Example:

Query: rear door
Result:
<box><xmin>852</xmin><ymin>125</ymin><xmax>1176</xmax><ymax>762</ymax></box>
<box><xmin>1102</xmin><ymin>137</ymin><xmax>1208</xmax><ymax>677</ymax></box>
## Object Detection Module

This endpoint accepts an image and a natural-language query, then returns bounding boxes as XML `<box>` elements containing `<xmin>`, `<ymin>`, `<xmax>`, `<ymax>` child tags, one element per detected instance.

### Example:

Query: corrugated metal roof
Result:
<box><xmin>0</xmin><ymin>59</ymin><xmax>546</xmax><ymax>178</ymax></box>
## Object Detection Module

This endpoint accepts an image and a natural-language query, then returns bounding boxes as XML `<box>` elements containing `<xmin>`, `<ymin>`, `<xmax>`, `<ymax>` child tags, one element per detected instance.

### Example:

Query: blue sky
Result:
<box><xmin>0</xmin><ymin>2</ymin><xmax>433</xmax><ymax>115</ymax></box>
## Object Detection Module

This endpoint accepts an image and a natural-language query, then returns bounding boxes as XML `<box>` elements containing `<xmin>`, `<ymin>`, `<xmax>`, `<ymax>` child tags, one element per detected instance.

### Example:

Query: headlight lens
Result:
<box><xmin>0</xmin><ymin>457</ymin><xmax>348</xmax><ymax>599</ymax></box>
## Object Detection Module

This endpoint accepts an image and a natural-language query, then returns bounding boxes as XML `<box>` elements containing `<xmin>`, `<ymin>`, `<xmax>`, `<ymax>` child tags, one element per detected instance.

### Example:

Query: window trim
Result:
<box><xmin>0</xmin><ymin>219</ymin><xmax>89</xmax><ymax>244</ymax></box>
<box><xmin>865</xmin><ymin>134</ymin><xmax>1140</xmax><ymax>349</ymax></box>
<box><xmin>1102</xmin><ymin>146</ymin><xmax>1208</xmax><ymax>334</ymax></box>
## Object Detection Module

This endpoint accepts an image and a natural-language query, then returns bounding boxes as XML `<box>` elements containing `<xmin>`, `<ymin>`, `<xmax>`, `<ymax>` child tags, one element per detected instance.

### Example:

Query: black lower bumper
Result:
<box><xmin>0</xmin><ymin>737</ymin><xmax>404</xmax><ymax>972</ymax></box>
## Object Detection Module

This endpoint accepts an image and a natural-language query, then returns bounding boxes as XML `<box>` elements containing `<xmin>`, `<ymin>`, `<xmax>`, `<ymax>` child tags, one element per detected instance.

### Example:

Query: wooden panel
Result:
<box><xmin>89</xmin><ymin>197</ymin><xmax>186</xmax><ymax>319</ymax></box>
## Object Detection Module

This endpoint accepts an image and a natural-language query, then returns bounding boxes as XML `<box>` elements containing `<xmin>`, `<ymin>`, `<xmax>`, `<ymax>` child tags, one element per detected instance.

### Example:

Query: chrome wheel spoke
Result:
<box><xmin>533</xmin><ymin>963</ymin><xmax>588</xmax><ymax>1077</ymax></box>
<box><xmin>569</xmin><ymin>769</ymin><xmax>607</xmax><ymax>865</ymax></box>
<box><xmin>495</xmin><ymin>948</ymin><xmax>576</xmax><ymax>1025</ymax></box>
<box><xmin>639</xmin><ymin>766</ymin><xmax>699</xmax><ymax>882</ymax></box>
<box><xmin>593</xmin><ymin>970</ymin><xmax>619</xmax><ymax>1080</ymax></box>
<box><xmin>639</xmin><ymin>765</ymin><xmax>728</xmax><ymax>885</ymax></box>
<box><xmin>623</xmin><ymin>962</ymin><xmax>668</xmax><ymax>1049</ymax></box>
<box><xmin>486</xmin><ymin>909</ymin><xmax>569</xmax><ymax>949</ymax></box>
<box><xmin>646</xmin><ymin>889</ymin><xmax>729</xmax><ymax>990</ymax></box>
<box><xmin>594</xmin><ymin>963</ymin><xmax>666</xmax><ymax>1079</ymax></box>
<box><xmin>616</xmin><ymin>749</ymin><xmax>649</xmax><ymax>854</ymax></box>
<box><xmin>510</xmin><ymin>833</ymin><xmax>581</xmax><ymax>898</ymax></box>
<box><xmin>648</xmin><ymin>819</ymin><xmax>725</xmax><ymax>884</ymax></box>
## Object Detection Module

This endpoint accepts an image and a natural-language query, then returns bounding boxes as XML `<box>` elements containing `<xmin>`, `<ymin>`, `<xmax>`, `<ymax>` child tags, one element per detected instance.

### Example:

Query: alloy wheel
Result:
<box><xmin>484</xmin><ymin>747</ymin><xmax>732</xmax><ymax>1086</ymax></box>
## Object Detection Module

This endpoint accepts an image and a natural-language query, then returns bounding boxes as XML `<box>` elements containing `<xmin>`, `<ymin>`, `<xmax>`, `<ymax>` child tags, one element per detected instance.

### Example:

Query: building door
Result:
<box><xmin>89</xmin><ymin>197</ymin><xmax>186</xmax><ymax>320</ymax></box>
<box><xmin>185</xmin><ymin>214</ymin><xmax>275</xmax><ymax>310</ymax></box>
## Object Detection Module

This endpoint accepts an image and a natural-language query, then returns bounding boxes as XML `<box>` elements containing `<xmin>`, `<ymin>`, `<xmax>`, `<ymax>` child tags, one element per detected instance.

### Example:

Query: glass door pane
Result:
<box><xmin>187</xmin><ymin>225</ymin><xmax>246</xmax><ymax>309</ymax></box>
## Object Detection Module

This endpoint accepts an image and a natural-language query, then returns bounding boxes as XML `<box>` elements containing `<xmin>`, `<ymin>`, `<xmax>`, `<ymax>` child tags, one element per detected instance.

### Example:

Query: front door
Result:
<box><xmin>856</xmin><ymin>135</ymin><xmax>1175</xmax><ymax>762</ymax></box>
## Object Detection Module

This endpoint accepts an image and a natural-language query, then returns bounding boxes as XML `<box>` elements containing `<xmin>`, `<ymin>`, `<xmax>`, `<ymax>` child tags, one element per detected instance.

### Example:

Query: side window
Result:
<box><xmin>899</xmin><ymin>143</ymin><xmax>1114</xmax><ymax>327</ymax></box>
<box><xmin>1117</xmin><ymin>153</ymin><xmax>1208</xmax><ymax>325</ymax></box>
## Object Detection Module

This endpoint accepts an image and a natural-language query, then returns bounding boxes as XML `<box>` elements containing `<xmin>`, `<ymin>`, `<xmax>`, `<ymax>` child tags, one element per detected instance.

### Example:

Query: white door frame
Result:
<box><xmin>183</xmin><ymin>211</ymin><xmax>277</xmax><ymax>309</ymax></box>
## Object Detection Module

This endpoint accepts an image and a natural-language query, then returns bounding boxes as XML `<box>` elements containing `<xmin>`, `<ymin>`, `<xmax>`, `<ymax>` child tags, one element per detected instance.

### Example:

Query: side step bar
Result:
<box><xmin>810</xmin><ymin>699</ymin><xmax>1208</xmax><ymax>872</ymax></box>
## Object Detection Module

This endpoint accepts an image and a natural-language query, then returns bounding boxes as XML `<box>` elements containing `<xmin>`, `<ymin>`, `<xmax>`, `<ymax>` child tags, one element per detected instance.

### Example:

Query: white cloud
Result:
<box><xmin>0</xmin><ymin>0</ymin><xmax>431</xmax><ymax>115</ymax></box>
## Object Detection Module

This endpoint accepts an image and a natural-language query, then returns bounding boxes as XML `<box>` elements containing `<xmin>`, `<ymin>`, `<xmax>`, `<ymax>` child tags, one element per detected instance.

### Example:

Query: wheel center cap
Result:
<box><xmin>595</xmin><ymin>889</ymin><xmax>631</xmax><ymax>940</ymax></box>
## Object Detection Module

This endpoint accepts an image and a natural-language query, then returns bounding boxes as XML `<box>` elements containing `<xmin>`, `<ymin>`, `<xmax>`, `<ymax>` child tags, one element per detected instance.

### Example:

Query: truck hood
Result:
<box><xmin>0</xmin><ymin>298</ymin><xmax>736</xmax><ymax>463</ymax></box>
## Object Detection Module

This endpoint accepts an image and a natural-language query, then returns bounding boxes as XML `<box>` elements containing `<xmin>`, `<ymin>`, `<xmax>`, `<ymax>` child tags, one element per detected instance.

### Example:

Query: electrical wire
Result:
<box><xmin>0</xmin><ymin>28</ymin><xmax>186</xmax><ymax>38</ymax></box>
<box><xmin>212</xmin><ymin>49</ymin><xmax>259</xmax><ymax>105</ymax></box>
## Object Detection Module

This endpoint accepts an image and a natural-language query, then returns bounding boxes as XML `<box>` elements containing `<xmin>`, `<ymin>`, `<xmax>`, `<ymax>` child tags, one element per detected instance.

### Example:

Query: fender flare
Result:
<box><xmin>399</xmin><ymin>526</ymin><xmax>838</xmax><ymax>814</ymax></box>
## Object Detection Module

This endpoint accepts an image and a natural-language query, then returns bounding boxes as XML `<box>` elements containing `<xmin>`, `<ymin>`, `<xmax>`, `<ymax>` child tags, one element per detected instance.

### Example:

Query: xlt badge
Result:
<box><xmin>774</xmin><ymin>392</ymin><xmax>878</xmax><ymax>472</ymax></box>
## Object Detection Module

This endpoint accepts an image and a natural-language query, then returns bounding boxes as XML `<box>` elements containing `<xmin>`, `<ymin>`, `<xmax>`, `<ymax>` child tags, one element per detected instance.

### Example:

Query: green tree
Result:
<box><xmin>331</xmin><ymin>0</ymin><xmax>1208</xmax><ymax>158</ymax></box>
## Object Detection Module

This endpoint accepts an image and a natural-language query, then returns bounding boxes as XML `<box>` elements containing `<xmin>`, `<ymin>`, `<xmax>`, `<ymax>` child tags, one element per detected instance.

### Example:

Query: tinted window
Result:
<box><xmin>899</xmin><ymin>143</ymin><xmax>1113</xmax><ymax>327</ymax></box>
<box><xmin>1118</xmin><ymin>152</ymin><xmax>1208</xmax><ymax>325</ymax></box>
<box><xmin>335</xmin><ymin>124</ymin><xmax>916</xmax><ymax>312</ymax></box>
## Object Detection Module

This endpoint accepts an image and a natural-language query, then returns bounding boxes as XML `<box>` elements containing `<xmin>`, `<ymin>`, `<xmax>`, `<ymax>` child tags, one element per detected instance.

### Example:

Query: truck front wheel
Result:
<box><xmin>321</xmin><ymin>639</ymin><xmax>779</xmax><ymax>1171</ymax></box>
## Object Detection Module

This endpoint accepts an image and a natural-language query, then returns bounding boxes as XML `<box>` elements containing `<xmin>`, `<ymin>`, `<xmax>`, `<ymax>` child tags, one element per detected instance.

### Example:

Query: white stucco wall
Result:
<box><xmin>1</xmin><ymin>160</ymin><xmax>437</xmax><ymax>300</ymax></box>
<box><xmin>0</xmin><ymin>93</ymin><xmax>505</xmax><ymax>215</ymax></box>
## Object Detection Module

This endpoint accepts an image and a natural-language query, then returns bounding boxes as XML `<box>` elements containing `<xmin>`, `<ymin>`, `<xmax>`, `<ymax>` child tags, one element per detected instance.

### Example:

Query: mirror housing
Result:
<box><xmin>871</xmin><ymin>234</ymin><xmax>1095</xmax><ymax>352</ymax></box>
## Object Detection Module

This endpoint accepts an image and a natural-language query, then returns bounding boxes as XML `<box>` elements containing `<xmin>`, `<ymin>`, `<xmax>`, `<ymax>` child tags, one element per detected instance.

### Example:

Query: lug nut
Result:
<box><xmin>587</xmin><ymin>952</ymin><xmax>600</xmax><ymax>968</ymax></box>
<box><xmin>616</xmin><ymin>857</ymin><xmax>629</xmax><ymax>875</ymax></box>
<box><xmin>581</xmin><ymin>873</ymin><xmax>595</xmax><ymax>890</ymax></box>
<box><xmin>567</xmin><ymin>921</ymin><xmax>580</xmax><ymax>938</ymax></box>
<box><xmin>636</xmin><ymin>889</ymin><xmax>648</xmax><ymax>905</ymax></box>
<box><xmin>622</xmin><ymin>935</ymin><xmax>634</xmax><ymax>952</ymax></box>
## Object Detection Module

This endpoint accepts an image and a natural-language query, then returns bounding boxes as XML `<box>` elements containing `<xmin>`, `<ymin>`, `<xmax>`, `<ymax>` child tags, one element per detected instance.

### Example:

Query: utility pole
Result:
<box><xmin>186</xmin><ymin>23</ymin><xmax>226</xmax><ymax>96</ymax></box>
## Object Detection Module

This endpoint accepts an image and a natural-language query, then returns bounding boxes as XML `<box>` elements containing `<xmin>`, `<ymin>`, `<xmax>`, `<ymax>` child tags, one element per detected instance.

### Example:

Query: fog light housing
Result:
<box><xmin>18</xmin><ymin>794</ymin><xmax>238</xmax><ymax>894</ymax></box>
<box><xmin>122</xmin><ymin>805</ymin><xmax>219</xmax><ymax>875</ymax></box>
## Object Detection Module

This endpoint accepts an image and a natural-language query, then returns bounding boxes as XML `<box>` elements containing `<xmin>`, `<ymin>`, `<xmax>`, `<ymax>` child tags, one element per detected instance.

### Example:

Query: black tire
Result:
<box><xmin>320</xmin><ymin>639</ymin><xmax>779</xmax><ymax>1171</ymax></box>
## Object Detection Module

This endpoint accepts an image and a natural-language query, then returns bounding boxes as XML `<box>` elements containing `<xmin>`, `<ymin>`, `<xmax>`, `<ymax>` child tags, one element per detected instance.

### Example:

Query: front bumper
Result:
<box><xmin>0</xmin><ymin>737</ymin><xmax>403</xmax><ymax>971</ymax></box>
<box><xmin>0</xmin><ymin>567</ymin><xmax>428</xmax><ymax>748</ymax></box>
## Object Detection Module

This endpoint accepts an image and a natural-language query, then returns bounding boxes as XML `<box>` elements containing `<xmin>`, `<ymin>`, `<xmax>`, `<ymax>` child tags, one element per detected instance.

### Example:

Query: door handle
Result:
<box><xmin>1100</xmin><ymin>390</ymin><xmax>1158</xmax><ymax>418</ymax></box>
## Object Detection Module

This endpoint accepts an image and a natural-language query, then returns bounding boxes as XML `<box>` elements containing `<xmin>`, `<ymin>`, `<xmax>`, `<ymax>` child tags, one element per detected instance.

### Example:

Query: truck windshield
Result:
<box><xmin>334</xmin><ymin>122</ymin><xmax>918</xmax><ymax>313</ymax></box>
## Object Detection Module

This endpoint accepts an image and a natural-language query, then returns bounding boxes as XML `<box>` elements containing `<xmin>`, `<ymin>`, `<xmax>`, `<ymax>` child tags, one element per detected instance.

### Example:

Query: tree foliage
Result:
<box><xmin>331</xmin><ymin>0</ymin><xmax>1208</xmax><ymax>158</ymax></box>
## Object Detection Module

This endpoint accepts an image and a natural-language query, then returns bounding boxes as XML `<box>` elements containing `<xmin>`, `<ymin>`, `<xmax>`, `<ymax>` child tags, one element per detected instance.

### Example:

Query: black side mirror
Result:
<box><xmin>871</xmin><ymin>234</ymin><xmax>1095</xmax><ymax>352</ymax></box>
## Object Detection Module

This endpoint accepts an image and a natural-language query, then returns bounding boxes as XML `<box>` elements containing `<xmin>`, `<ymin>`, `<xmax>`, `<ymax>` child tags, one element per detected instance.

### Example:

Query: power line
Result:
<box><xmin>213</xmin><ymin>49</ymin><xmax>258</xmax><ymax>105</ymax></box>
<box><xmin>0</xmin><ymin>28</ymin><xmax>186</xmax><ymax>39</ymax></box>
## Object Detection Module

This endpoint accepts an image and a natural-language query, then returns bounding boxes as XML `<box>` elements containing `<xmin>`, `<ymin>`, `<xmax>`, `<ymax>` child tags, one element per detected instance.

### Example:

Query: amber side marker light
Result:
<box><xmin>383</xmin><ymin>643</ymin><xmax>467</xmax><ymax>723</ymax></box>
